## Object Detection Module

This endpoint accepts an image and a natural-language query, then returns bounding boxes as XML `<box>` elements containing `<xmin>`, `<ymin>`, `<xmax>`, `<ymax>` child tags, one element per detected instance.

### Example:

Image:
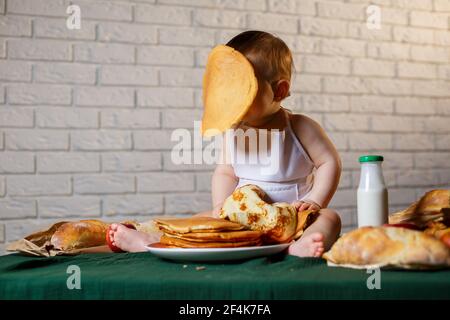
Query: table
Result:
<box><xmin>1</xmin><ymin>252</ymin><xmax>449</xmax><ymax>300</ymax></box>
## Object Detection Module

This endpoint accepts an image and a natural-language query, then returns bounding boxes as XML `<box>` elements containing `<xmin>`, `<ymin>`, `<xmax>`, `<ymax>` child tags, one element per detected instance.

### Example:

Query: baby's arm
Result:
<box><xmin>191</xmin><ymin>164</ymin><xmax>238</xmax><ymax>218</ymax></box>
<box><xmin>211</xmin><ymin>132</ymin><xmax>239</xmax><ymax>216</ymax></box>
<box><xmin>211</xmin><ymin>164</ymin><xmax>239</xmax><ymax>217</ymax></box>
<box><xmin>290</xmin><ymin>114</ymin><xmax>342</xmax><ymax>209</ymax></box>
<box><xmin>193</xmin><ymin>133</ymin><xmax>238</xmax><ymax>218</ymax></box>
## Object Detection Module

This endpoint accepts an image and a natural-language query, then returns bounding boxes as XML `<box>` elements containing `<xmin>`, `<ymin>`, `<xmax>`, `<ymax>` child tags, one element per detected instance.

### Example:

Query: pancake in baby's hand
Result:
<box><xmin>220</xmin><ymin>184</ymin><xmax>298</xmax><ymax>243</ymax></box>
<box><xmin>160</xmin><ymin>234</ymin><xmax>262</xmax><ymax>248</ymax></box>
<box><xmin>154</xmin><ymin>217</ymin><xmax>245</xmax><ymax>234</ymax></box>
<box><xmin>163</xmin><ymin>229</ymin><xmax>262</xmax><ymax>243</ymax></box>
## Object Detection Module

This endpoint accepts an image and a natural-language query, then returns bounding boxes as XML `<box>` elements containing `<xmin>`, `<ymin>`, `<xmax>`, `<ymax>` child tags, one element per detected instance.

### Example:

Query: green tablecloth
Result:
<box><xmin>0</xmin><ymin>252</ymin><xmax>449</xmax><ymax>300</ymax></box>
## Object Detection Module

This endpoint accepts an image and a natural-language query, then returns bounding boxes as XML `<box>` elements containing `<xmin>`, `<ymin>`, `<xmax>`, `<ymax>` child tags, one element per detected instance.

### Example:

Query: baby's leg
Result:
<box><xmin>288</xmin><ymin>208</ymin><xmax>341</xmax><ymax>257</ymax></box>
<box><xmin>109</xmin><ymin>224</ymin><xmax>161</xmax><ymax>253</ymax></box>
<box><xmin>110</xmin><ymin>210</ymin><xmax>217</xmax><ymax>252</ymax></box>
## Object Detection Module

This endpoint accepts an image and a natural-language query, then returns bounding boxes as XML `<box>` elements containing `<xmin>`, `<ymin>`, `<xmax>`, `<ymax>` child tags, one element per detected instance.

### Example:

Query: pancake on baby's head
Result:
<box><xmin>201</xmin><ymin>31</ymin><xmax>294</xmax><ymax>136</ymax></box>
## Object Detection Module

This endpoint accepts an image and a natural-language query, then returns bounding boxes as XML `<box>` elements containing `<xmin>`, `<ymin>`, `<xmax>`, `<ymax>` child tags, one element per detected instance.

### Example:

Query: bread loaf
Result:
<box><xmin>50</xmin><ymin>220</ymin><xmax>109</xmax><ymax>251</ymax></box>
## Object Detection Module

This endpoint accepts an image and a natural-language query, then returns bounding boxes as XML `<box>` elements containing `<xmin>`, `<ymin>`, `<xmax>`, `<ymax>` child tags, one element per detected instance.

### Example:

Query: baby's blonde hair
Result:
<box><xmin>226</xmin><ymin>30</ymin><xmax>294</xmax><ymax>84</ymax></box>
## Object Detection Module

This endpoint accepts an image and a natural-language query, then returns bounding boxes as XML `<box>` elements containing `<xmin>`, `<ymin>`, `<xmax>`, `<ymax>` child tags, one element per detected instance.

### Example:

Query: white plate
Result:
<box><xmin>146</xmin><ymin>243</ymin><xmax>291</xmax><ymax>262</ymax></box>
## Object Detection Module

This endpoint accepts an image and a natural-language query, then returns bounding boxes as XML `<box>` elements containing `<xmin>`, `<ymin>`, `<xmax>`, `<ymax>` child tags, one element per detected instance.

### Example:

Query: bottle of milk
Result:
<box><xmin>357</xmin><ymin>155</ymin><xmax>389</xmax><ymax>227</ymax></box>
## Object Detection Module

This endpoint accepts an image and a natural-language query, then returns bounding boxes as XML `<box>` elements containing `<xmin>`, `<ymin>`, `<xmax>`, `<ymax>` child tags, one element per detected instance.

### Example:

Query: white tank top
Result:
<box><xmin>227</xmin><ymin>107</ymin><xmax>315</xmax><ymax>203</ymax></box>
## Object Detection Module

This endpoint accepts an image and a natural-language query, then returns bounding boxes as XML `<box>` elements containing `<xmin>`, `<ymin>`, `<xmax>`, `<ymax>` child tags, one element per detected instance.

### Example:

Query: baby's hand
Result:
<box><xmin>212</xmin><ymin>203</ymin><xmax>223</xmax><ymax>218</ymax></box>
<box><xmin>291</xmin><ymin>199</ymin><xmax>321</xmax><ymax>212</ymax></box>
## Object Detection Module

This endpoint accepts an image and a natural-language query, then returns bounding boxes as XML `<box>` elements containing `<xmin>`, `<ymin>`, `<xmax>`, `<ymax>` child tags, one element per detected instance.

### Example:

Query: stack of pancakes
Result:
<box><xmin>154</xmin><ymin>217</ymin><xmax>262</xmax><ymax>248</ymax></box>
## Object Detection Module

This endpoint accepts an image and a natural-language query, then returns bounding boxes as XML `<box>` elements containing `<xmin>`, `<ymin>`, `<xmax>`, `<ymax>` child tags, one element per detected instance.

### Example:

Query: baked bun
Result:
<box><xmin>389</xmin><ymin>189</ymin><xmax>450</xmax><ymax>228</ymax></box>
<box><xmin>323</xmin><ymin>226</ymin><xmax>450</xmax><ymax>269</ymax></box>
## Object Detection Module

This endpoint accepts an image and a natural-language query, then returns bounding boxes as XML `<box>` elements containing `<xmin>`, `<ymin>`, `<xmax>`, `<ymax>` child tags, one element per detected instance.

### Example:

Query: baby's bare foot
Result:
<box><xmin>109</xmin><ymin>224</ymin><xmax>158</xmax><ymax>253</ymax></box>
<box><xmin>288</xmin><ymin>232</ymin><xmax>324</xmax><ymax>257</ymax></box>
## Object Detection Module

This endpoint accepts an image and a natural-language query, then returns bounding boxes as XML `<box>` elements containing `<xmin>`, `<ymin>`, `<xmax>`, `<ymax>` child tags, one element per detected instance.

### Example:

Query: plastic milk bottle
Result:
<box><xmin>357</xmin><ymin>155</ymin><xmax>389</xmax><ymax>227</ymax></box>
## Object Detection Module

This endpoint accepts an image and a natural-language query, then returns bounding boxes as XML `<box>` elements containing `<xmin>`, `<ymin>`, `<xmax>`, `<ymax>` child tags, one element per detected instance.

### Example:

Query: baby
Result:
<box><xmin>109</xmin><ymin>31</ymin><xmax>342</xmax><ymax>257</ymax></box>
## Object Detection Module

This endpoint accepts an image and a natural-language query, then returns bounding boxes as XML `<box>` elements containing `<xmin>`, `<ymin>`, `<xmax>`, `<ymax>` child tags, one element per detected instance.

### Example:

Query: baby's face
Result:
<box><xmin>242</xmin><ymin>78</ymin><xmax>278</xmax><ymax>125</ymax></box>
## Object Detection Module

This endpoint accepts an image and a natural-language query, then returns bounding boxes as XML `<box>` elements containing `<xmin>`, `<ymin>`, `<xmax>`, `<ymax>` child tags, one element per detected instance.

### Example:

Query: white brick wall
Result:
<box><xmin>1</xmin><ymin>0</ymin><xmax>449</xmax><ymax>253</ymax></box>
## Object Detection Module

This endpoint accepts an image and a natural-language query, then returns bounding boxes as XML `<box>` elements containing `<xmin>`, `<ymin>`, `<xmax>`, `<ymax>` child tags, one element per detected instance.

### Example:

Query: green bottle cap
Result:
<box><xmin>359</xmin><ymin>155</ymin><xmax>384</xmax><ymax>163</ymax></box>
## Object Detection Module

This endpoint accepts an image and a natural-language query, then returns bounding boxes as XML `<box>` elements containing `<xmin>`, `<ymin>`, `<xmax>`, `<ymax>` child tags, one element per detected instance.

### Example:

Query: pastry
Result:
<box><xmin>441</xmin><ymin>232</ymin><xmax>450</xmax><ymax>249</ymax></box>
<box><xmin>389</xmin><ymin>189</ymin><xmax>450</xmax><ymax>228</ymax></box>
<box><xmin>424</xmin><ymin>221</ymin><xmax>450</xmax><ymax>248</ymax></box>
<box><xmin>323</xmin><ymin>226</ymin><xmax>450</xmax><ymax>269</ymax></box>
<box><xmin>201</xmin><ymin>45</ymin><xmax>258</xmax><ymax>137</ymax></box>
<box><xmin>220</xmin><ymin>184</ymin><xmax>301</xmax><ymax>243</ymax></box>
<box><xmin>424</xmin><ymin>221</ymin><xmax>449</xmax><ymax>238</ymax></box>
